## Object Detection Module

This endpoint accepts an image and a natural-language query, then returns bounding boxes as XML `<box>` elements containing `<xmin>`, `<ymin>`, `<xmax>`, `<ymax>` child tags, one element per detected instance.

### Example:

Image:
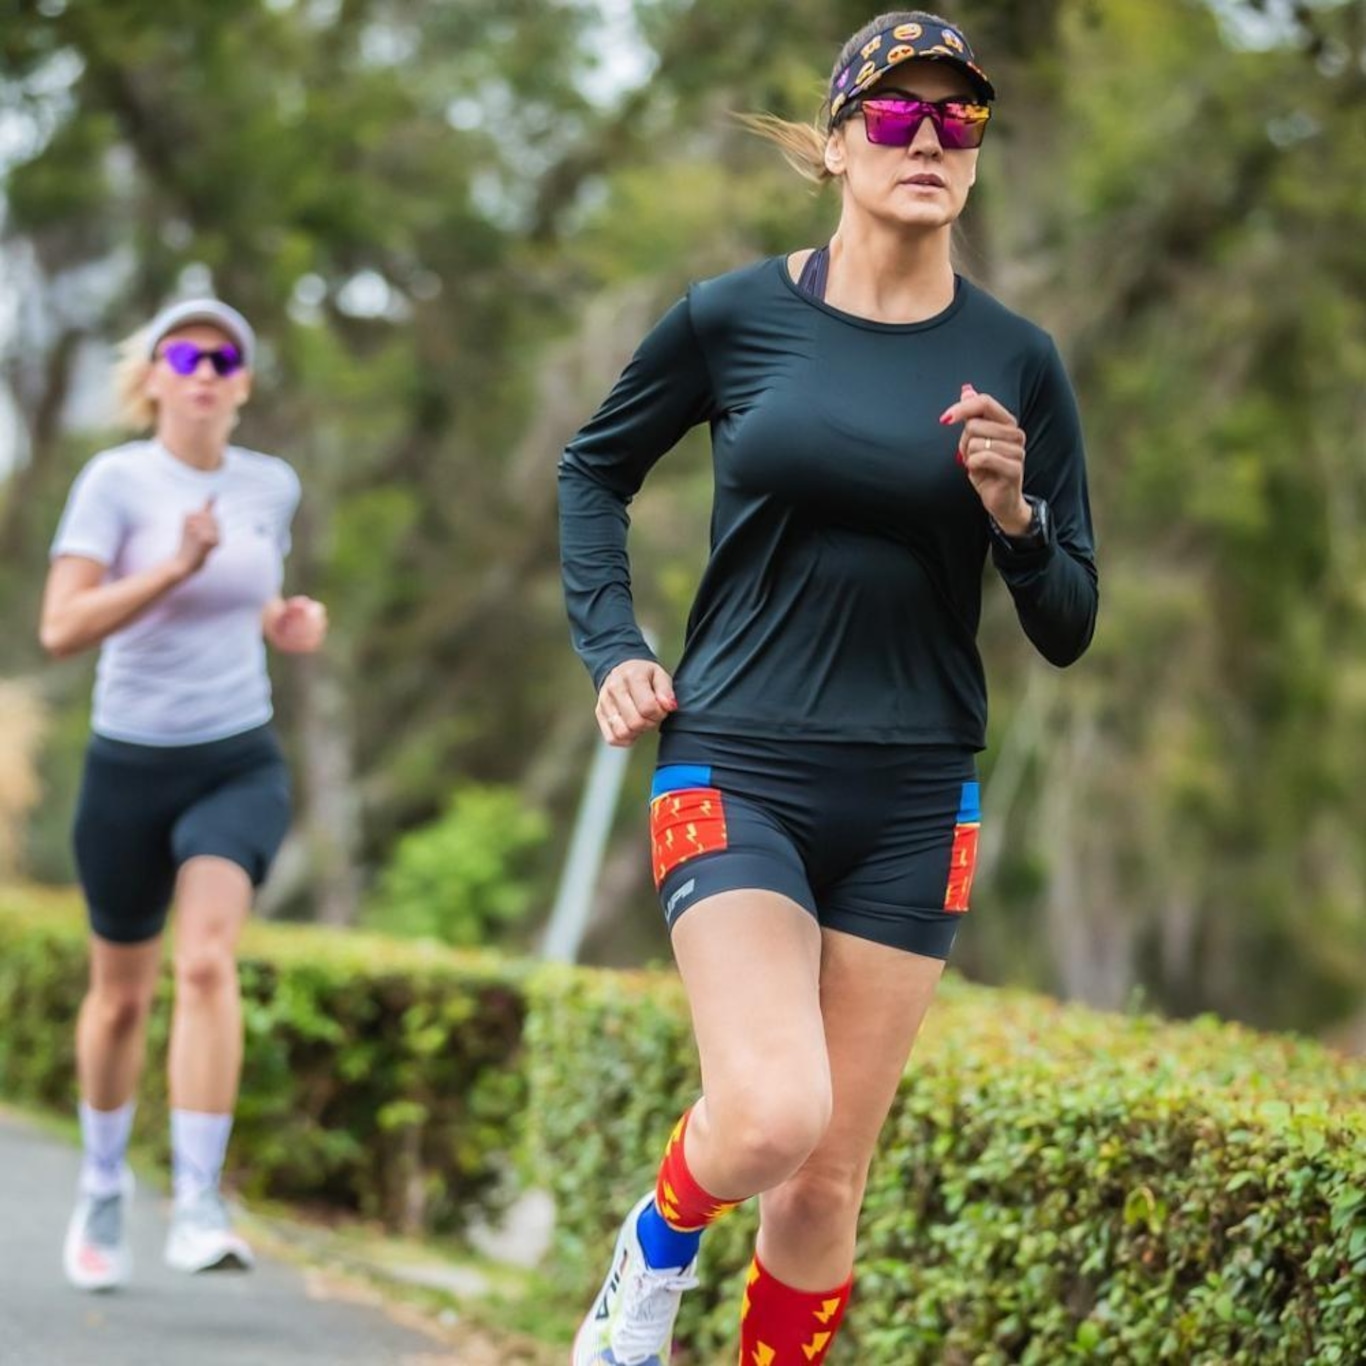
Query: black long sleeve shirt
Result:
<box><xmin>559</xmin><ymin>256</ymin><xmax>1097</xmax><ymax>749</ymax></box>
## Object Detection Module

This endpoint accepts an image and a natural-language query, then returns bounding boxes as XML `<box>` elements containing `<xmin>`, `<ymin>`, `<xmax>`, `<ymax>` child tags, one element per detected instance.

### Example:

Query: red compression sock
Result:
<box><xmin>738</xmin><ymin>1253</ymin><xmax>852</xmax><ymax>1365</ymax></box>
<box><xmin>655</xmin><ymin>1106</ymin><xmax>739</xmax><ymax>1231</ymax></box>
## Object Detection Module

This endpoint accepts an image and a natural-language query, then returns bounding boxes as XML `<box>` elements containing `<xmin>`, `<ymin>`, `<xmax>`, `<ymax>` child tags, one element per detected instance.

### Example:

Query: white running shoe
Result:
<box><xmin>572</xmin><ymin>1192</ymin><xmax>700</xmax><ymax>1366</ymax></box>
<box><xmin>164</xmin><ymin>1188</ymin><xmax>255</xmax><ymax>1273</ymax></box>
<box><xmin>63</xmin><ymin>1170</ymin><xmax>134</xmax><ymax>1292</ymax></box>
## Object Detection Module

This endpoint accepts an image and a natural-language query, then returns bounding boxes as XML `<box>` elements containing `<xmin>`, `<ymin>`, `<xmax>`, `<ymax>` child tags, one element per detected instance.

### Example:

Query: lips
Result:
<box><xmin>902</xmin><ymin>173</ymin><xmax>946</xmax><ymax>187</ymax></box>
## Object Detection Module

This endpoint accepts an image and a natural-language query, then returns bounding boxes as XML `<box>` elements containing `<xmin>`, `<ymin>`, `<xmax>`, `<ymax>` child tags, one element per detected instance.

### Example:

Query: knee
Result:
<box><xmin>713</xmin><ymin>1086</ymin><xmax>833</xmax><ymax>1189</ymax></box>
<box><xmin>764</xmin><ymin>1157</ymin><xmax>868</xmax><ymax>1234</ymax></box>
<box><xmin>173</xmin><ymin>943</ymin><xmax>237</xmax><ymax>999</ymax></box>
<box><xmin>88</xmin><ymin>985</ymin><xmax>153</xmax><ymax>1038</ymax></box>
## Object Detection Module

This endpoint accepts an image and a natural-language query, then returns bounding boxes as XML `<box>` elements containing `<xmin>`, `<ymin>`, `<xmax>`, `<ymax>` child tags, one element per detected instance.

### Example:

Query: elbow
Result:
<box><xmin>40</xmin><ymin>619</ymin><xmax>77</xmax><ymax>659</ymax></box>
<box><xmin>1044</xmin><ymin>637</ymin><xmax>1091</xmax><ymax>669</ymax></box>
<box><xmin>1041</xmin><ymin>609</ymin><xmax>1097</xmax><ymax>669</ymax></box>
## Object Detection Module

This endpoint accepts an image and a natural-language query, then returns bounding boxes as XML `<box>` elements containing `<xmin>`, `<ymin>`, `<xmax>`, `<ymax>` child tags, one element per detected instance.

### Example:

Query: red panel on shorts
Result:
<box><xmin>650</xmin><ymin>787</ymin><xmax>729</xmax><ymax>890</ymax></box>
<box><xmin>944</xmin><ymin>822</ymin><xmax>980</xmax><ymax>913</ymax></box>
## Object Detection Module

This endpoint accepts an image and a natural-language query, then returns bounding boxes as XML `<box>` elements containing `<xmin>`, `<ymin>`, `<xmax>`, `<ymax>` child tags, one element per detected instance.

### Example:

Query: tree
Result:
<box><xmin>3</xmin><ymin>0</ymin><xmax>1364</xmax><ymax>1034</ymax></box>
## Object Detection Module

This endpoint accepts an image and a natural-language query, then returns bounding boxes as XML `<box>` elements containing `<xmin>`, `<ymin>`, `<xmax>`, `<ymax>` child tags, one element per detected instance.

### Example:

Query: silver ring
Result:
<box><xmin>984</xmin><ymin>436</ymin><xmax>993</xmax><ymax>452</ymax></box>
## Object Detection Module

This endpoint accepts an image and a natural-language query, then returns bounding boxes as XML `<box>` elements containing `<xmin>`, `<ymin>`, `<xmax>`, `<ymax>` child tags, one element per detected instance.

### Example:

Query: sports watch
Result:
<box><xmin>989</xmin><ymin>495</ymin><xmax>1051</xmax><ymax>554</ymax></box>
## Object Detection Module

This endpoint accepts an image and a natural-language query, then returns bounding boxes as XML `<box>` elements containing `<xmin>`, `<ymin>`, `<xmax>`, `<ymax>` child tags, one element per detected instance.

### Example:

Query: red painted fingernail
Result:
<box><xmin>939</xmin><ymin>411</ymin><xmax>954</xmax><ymax>425</ymax></box>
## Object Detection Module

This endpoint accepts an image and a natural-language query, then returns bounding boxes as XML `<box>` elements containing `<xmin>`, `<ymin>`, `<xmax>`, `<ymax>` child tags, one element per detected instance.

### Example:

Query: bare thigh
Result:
<box><xmin>815</xmin><ymin>928</ymin><xmax>944</xmax><ymax>1162</ymax></box>
<box><xmin>173</xmin><ymin>856</ymin><xmax>253</xmax><ymax>954</ymax></box>
<box><xmin>669</xmin><ymin>889</ymin><xmax>829</xmax><ymax>1195</ymax></box>
<box><xmin>673</xmin><ymin>889</ymin><xmax>824</xmax><ymax>1099</ymax></box>
<box><xmin>757</xmin><ymin>927</ymin><xmax>945</xmax><ymax>1283</ymax></box>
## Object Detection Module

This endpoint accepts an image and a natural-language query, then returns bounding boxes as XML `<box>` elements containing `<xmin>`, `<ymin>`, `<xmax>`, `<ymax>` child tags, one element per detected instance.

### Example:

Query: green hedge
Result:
<box><xmin>0</xmin><ymin>887</ymin><xmax>527</xmax><ymax>1233</ymax></box>
<box><xmin>4</xmin><ymin>887</ymin><xmax>1364</xmax><ymax>1361</ymax></box>
<box><xmin>526</xmin><ymin>968</ymin><xmax>1366</xmax><ymax>1365</ymax></box>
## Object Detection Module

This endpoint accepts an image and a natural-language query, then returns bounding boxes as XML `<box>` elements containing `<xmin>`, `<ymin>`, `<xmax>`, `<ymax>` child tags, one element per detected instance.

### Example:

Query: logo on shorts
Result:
<box><xmin>666</xmin><ymin>879</ymin><xmax>696</xmax><ymax>918</ymax></box>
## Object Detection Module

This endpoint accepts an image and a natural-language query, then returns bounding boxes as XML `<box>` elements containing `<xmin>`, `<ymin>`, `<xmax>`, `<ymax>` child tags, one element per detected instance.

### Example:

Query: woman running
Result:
<box><xmin>42</xmin><ymin>298</ymin><xmax>328</xmax><ymax>1291</ymax></box>
<box><xmin>560</xmin><ymin>12</ymin><xmax>1097</xmax><ymax>1363</ymax></box>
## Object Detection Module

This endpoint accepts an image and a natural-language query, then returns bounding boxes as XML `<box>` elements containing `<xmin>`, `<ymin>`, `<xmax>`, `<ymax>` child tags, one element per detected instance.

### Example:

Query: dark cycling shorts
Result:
<box><xmin>73</xmin><ymin>724</ymin><xmax>292</xmax><ymax>945</ymax></box>
<box><xmin>649</xmin><ymin>731</ymin><xmax>981</xmax><ymax>960</ymax></box>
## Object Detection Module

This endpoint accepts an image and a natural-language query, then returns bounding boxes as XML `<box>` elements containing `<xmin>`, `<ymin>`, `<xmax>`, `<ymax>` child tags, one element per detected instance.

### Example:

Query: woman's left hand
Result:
<box><xmin>941</xmin><ymin>383</ymin><xmax>1031</xmax><ymax>535</ymax></box>
<box><xmin>263</xmin><ymin>595</ymin><xmax>329</xmax><ymax>653</ymax></box>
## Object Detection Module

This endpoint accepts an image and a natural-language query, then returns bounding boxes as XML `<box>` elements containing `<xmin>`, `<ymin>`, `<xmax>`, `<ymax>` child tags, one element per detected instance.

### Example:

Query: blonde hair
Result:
<box><xmin>732</xmin><ymin>111</ymin><xmax>832</xmax><ymax>185</ymax></box>
<box><xmin>737</xmin><ymin>10</ymin><xmax>964</xmax><ymax>183</ymax></box>
<box><xmin>114</xmin><ymin>325</ymin><xmax>157</xmax><ymax>431</ymax></box>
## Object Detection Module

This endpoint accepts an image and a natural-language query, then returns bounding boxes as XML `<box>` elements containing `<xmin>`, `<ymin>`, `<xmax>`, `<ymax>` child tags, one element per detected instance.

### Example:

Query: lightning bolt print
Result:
<box><xmin>802</xmin><ymin>1332</ymin><xmax>832</xmax><ymax>1360</ymax></box>
<box><xmin>658</xmin><ymin>1178</ymin><xmax>681</xmax><ymax>1223</ymax></box>
<box><xmin>650</xmin><ymin>785</ymin><xmax>729</xmax><ymax>887</ymax></box>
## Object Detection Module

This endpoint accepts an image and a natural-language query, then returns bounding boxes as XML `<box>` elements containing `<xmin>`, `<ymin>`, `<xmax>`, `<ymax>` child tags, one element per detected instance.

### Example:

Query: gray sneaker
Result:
<box><xmin>63</xmin><ymin>1171</ymin><xmax>133</xmax><ymax>1292</ymax></box>
<box><xmin>164</xmin><ymin>1188</ymin><xmax>254</xmax><ymax>1274</ymax></box>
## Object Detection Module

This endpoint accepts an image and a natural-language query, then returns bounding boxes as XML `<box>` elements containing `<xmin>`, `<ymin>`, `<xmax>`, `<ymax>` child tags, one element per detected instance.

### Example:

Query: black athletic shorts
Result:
<box><xmin>649</xmin><ymin>731</ymin><xmax>981</xmax><ymax>959</ymax></box>
<box><xmin>73</xmin><ymin>724</ymin><xmax>292</xmax><ymax>945</ymax></box>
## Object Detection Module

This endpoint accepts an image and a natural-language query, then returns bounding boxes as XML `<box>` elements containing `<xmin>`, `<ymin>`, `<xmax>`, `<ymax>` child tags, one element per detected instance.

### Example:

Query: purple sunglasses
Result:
<box><xmin>159</xmin><ymin>340</ymin><xmax>246</xmax><ymax>377</ymax></box>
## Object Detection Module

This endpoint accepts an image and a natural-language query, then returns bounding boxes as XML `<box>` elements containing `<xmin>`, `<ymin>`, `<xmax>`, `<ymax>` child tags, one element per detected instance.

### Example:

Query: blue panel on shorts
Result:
<box><xmin>956</xmin><ymin>781</ymin><xmax>981</xmax><ymax>824</ymax></box>
<box><xmin>651</xmin><ymin>764</ymin><xmax>714</xmax><ymax>800</ymax></box>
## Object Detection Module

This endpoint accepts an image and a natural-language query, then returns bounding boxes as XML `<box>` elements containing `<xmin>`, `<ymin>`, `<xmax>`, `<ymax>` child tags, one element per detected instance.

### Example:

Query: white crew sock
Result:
<box><xmin>79</xmin><ymin>1100</ymin><xmax>136</xmax><ymax>1198</ymax></box>
<box><xmin>170</xmin><ymin>1109</ymin><xmax>234</xmax><ymax>1206</ymax></box>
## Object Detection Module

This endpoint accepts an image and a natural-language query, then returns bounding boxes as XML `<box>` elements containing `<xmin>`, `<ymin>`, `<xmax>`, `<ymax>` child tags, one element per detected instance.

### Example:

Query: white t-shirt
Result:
<box><xmin>51</xmin><ymin>440</ymin><xmax>301</xmax><ymax>746</ymax></box>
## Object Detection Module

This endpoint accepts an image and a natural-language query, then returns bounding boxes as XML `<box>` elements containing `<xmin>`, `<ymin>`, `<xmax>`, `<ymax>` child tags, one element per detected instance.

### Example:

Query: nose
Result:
<box><xmin>192</xmin><ymin>356</ymin><xmax>220</xmax><ymax>379</ymax></box>
<box><xmin>908</xmin><ymin>113</ymin><xmax>944</xmax><ymax>155</ymax></box>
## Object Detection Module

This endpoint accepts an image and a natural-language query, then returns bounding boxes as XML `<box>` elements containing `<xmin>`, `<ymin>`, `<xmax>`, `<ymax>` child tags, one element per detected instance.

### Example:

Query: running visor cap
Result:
<box><xmin>829</xmin><ymin>18</ymin><xmax>995</xmax><ymax>125</ymax></box>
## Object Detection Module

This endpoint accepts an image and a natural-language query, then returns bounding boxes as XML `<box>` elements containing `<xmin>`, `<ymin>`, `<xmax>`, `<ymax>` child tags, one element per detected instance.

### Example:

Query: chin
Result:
<box><xmin>882</xmin><ymin>207</ymin><xmax>956</xmax><ymax>232</ymax></box>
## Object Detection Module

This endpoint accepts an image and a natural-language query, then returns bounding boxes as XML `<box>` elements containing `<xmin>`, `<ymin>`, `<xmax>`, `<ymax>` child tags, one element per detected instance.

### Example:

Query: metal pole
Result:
<box><xmin>541</xmin><ymin>736</ymin><xmax>633</xmax><ymax>963</ymax></box>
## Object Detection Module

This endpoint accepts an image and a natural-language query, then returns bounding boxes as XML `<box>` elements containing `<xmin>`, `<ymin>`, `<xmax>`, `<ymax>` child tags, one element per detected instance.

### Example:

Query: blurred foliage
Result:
<box><xmin>526</xmin><ymin>961</ymin><xmax>1366</xmax><ymax>1363</ymax></box>
<box><xmin>0</xmin><ymin>885</ymin><xmax>529</xmax><ymax>1234</ymax></box>
<box><xmin>365</xmin><ymin>783</ymin><xmax>551</xmax><ymax>947</ymax></box>
<box><xmin>2</xmin><ymin>0</ymin><xmax>1365</xmax><ymax>1032</ymax></box>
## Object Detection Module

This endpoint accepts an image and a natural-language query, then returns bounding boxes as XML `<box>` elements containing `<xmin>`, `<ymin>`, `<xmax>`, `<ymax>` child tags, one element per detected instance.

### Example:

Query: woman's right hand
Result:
<box><xmin>596</xmin><ymin>659</ymin><xmax>677</xmax><ymax>747</ymax></box>
<box><xmin>172</xmin><ymin>497</ymin><xmax>220</xmax><ymax>579</ymax></box>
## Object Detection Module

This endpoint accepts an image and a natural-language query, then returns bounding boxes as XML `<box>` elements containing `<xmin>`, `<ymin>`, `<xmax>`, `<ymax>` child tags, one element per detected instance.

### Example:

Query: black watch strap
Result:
<box><xmin>989</xmin><ymin>495</ymin><xmax>1051</xmax><ymax>554</ymax></box>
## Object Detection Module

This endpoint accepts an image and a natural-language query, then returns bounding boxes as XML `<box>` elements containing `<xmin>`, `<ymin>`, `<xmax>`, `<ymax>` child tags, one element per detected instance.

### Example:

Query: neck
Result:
<box><xmin>824</xmin><ymin>217</ymin><xmax>956</xmax><ymax>323</ymax></box>
<box><xmin>155</xmin><ymin>420</ymin><xmax>229</xmax><ymax>471</ymax></box>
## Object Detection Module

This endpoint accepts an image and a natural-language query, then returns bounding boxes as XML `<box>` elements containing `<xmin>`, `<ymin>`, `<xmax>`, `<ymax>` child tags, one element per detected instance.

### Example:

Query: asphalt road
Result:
<box><xmin>0</xmin><ymin>1112</ymin><xmax>461</xmax><ymax>1366</ymax></box>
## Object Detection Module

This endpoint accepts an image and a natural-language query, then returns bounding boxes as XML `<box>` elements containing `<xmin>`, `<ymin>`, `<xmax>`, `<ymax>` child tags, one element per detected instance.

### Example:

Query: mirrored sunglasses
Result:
<box><xmin>856</xmin><ymin>97</ymin><xmax>991</xmax><ymax>151</ymax></box>
<box><xmin>159</xmin><ymin>340</ymin><xmax>246</xmax><ymax>377</ymax></box>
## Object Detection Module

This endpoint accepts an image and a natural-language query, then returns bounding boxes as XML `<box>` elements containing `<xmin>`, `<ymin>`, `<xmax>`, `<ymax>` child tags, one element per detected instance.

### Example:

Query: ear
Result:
<box><xmin>824</xmin><ymin>130</ymin><xmax>846</xmax><ymax>178</ymax></box>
